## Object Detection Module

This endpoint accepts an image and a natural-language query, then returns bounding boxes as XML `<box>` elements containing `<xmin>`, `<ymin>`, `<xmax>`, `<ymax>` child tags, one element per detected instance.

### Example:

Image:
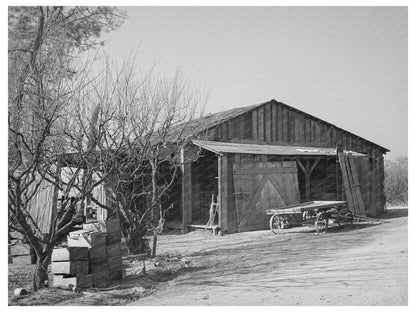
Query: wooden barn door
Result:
<box><xmin>338</xmin><ymin>153</ymin><xmax>369</xmax><ymax>216</ymax></box>
<box><xmin>233</xmin><ymin>160</ymin><xmax>300</xmax><ymax>232</ymax></box>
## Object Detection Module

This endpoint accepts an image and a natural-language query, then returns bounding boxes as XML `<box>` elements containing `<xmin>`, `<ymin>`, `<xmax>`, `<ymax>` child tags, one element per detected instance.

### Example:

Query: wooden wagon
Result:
<box><xmin>266</xmin><ymin>201</ymin><xmax>353</xmax><ymax>235</ymax></box>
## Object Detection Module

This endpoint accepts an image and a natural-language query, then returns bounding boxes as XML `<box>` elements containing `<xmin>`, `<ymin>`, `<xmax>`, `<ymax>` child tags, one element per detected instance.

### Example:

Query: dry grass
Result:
<box><xmin>8</xmin><ymin>263</ymin><xmax>33</xmax><ymax>291</ymax></box>
<box><xmin>8</xmin><ymin>253</ymin><xmax>190</xmax><ymax>306</ymax></box>
<box><xmin>8</xmin><ymin>263</ymin><xmax>83</xmax><ymax>306</ymax></box>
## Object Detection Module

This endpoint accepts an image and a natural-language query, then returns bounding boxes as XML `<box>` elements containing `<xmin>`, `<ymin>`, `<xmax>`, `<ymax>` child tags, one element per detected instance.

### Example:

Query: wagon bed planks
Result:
<box><xmin>266</xmin><ymin>200</ymin><xmax>346</xmax><ymax>215</ymax></box>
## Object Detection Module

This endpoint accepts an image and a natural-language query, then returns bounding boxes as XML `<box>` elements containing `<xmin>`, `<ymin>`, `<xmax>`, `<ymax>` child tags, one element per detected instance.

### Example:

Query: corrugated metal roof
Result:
<box><xmin>192</xmin><ymin>140</ymin><xmax>367</xmax><ymax>157</ymax></box>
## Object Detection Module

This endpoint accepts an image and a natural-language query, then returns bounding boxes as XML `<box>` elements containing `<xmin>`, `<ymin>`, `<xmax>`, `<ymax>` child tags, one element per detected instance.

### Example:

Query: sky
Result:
<box><xmin>96</xmin><ymin>6</ymin><xmax>407</xmax><ymax>159</ymax></box>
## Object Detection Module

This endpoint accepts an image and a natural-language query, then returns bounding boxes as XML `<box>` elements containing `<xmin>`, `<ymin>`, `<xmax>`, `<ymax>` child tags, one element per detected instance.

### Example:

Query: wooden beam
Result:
<box><xmin>310</xmin><ymin>157</ymin><xmax>321</xmax><ymax>174</ymax></box>
<box><xmin>296</xmin><ymin>157</ymin><xmax>320</xmax><ymax>202</ymax></box>
<box><xmin>181</xmin><ymin>147</ymin><xmax>192</xmax><ymax>232</ymax></box>
<box><xmin>218</xmin><ymin>155</ymin><xmax>229</xmax><ymax>231</ymax></box>
<box><xmin>296</xmin><ymin>158</ymin><xmax>306</xmax><ymax>175</ymax></box>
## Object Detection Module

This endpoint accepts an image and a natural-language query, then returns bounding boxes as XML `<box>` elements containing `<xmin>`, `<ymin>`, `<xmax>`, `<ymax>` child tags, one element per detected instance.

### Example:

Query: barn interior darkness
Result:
<box><xmin>296</xmin><ymin>157</ymin><xmax>341</xmax><ymax>202</ymax></box>
<box><xmin>191</xmin><ymin>150</ymin><xmax>218</xmax><ymax>224</ymax></box>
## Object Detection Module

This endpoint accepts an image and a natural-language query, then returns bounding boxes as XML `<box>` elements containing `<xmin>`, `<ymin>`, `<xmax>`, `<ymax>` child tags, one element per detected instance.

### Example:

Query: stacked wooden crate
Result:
<box><xmin>52</xmin><ymin>219</ymin><xmax>123</xmax><ymax>289</ymax></box>
<box><xmin>51</xmin><ymin>246</ymin><xmax>91</xmax><ymax>288</ymax></box>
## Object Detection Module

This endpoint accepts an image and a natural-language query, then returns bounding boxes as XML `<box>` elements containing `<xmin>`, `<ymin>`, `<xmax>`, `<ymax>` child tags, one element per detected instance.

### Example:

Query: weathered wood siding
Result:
<box><xmin>190</xmin><ymin>101</ymin><xmax>387</xmax><ymax>227</ymax></box>
<box><xmin>219</xmin><ymin>153</ymin><xmax>300</xmax><ymax>233</ymax></box>
<box><xmin>202</xmin><ymin>101</ymin><xmax>386</xmax><ymax>216</ymax></box>
<box><xmin>206</xmin><ymin>101</ymin><xmax>382</xmax><ymax>158</ymax></box>
<box><xmin>27</xmin><ymin>177</ymin><xmax>56</xmax><ymax>234</ymax></box>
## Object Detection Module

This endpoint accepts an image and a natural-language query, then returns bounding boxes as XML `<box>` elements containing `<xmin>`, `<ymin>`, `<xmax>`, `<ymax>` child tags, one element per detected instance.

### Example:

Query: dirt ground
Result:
<box><xmin>9</xmin><ymin>207</ymin><xmax>408</xmax><ymax>306</ymax></box>
<box><xmin>130</xmin><ymin>207</ymin><xmax>408</xmax><ymax>306</ymax></box>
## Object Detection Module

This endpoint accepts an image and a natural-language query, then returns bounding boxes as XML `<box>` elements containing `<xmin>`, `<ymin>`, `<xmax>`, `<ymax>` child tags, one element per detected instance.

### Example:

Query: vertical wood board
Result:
<box><xmin>233</xmin><ymin>160</ymin><xmax>300</xmax><ymax>232</ymax></box>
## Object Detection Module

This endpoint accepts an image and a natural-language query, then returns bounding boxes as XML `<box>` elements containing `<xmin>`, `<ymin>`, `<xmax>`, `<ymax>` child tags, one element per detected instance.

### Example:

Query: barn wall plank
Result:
<box><xmin>281</xmin><ymin>106</ymin><xmax>288</xmax><ymax>142</ymax></box>
<box><xmin>311</xmin><ymin>120</ymin><xmax>317</xmax><ymax>143</ymax></box>
<box><xmin>28</xmin><ymin>176</ymin><xmax>55</xmax><ymax>234</ymax></box>
<box><xmin>289</xmin><ymin>109</ymin><xmax>295</xmax><ymax>142</ymax></box>
<box><xmin>277</xmin><ymin>104</ymin><xmax>283</xmax><ymax>141</ymax></box>
<box><xmin>241</xmin><ymin>112</ymin><xmax>251</xmax><ymax>139</ymax></box>
<box><xmin>238</xmin><ymin>115</ymin><xmax>244</xmax><ymax>140</ymax></box>
<box><xmin>265</xmin><ymin>103</ymin><xmax>271</xmax><ymax>141</ymax></box>
<box><xmin>252</xmin><ymin>109</ymin><xmax>258</xmax><ymax>140</ymax></box>
<box><xmin>299</xmin><ymin>113</ymin><xmax>305</xmax><ymax>143</ymax></box>
<box><xmin>219</xmin><ymin>154</ymin><xmax>233</xmax><ymax>231</ymax></box>
<box><xmin>305</xmin><ymin>119</ymin><xmax>311</xmax><ymax>143</ymax></box>
<box><xmin>229</xmin><ymin>117</ymin><xmax>237</xmax><ymax>139</ymax></box>
<box><xmin>258</xmin><ymin>106</ymin><xmax>265</xmax><ymax>141</ymax></box>
<box><xmin>294</xmin><ymin>112</ymin><xmax>300</xmax><ymax>142</ymax></box>
<box><xmin>321</xmin><ymin>124</ymin><xmax>326</xmax><ymax>145</ymax></box>
<box><xmin>271</xmin><ymin>102</ymin><xmax>277</xmax><ymax>141</ymax></box>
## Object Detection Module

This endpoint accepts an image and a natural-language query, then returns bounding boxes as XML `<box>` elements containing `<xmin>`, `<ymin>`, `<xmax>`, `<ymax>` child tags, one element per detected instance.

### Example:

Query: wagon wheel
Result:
<box><xmin>270</xmin><ymin>214</ymin><xmax>284</xmax><ymax>234</ymax></box>
<box><xmin>315</xmin><ymin>212</ymin><xmax>328</xmax><ymax>235</ymax></box>
<box><xmin>338</xmin><ymin>209</ymin><xmax>354</xmax><ymax>225</ymax></box>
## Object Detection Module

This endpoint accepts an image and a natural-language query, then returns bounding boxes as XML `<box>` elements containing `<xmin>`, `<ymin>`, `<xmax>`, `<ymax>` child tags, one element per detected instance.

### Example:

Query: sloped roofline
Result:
<box><xmin>198</xmin><ymin>99</ymin><xmax>389</xmax><ymax>153</ymax></box>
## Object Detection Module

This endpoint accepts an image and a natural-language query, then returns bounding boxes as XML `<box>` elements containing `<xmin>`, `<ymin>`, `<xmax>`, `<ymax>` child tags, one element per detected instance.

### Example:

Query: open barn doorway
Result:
<box><xmin>296</xmin><ymin>157</ymin><xmax>341</xmax><ymax>202</ymax></box>
<box><xmin>190</xmin><ymin>150</ymin><xmax>219</xmax><ymax>225</ymax></box>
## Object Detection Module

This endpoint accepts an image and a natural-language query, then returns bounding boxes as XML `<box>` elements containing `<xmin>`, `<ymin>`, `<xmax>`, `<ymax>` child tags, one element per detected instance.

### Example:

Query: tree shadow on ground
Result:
<box><xmin>110</xmin><ymin>265</ymin><xmax>208</xmax><ymax>290</ymax></box>
<box><xmin>325</xmin><ymin>222</ymin><xmax>380</xmax><ymax>233</ymax></box>
<box><xmin>55</xmin><ymin>265</ymin><xmax>209</xmax><ymax>306</ymax></box>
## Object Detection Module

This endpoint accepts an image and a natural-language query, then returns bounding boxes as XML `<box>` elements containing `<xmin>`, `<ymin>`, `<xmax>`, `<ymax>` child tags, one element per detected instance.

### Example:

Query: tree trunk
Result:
<box><xmin>30</xmin><ymin>246</ymin><xmax>37</xmax><ymax>264</ymax></box>
<box><xmin>31</xmin><ymin>249</ymin><xmax>52</xmax><ymax>291</ymax></box>
<box><xmin>150</xmin><ymin>159</ymin><xmax>159</xmax><ymax>258</ymax></box>
<box><xmin>152</xmin><ymin>232</ymin><xmax>157</xmax><ymax>258</ymax></box>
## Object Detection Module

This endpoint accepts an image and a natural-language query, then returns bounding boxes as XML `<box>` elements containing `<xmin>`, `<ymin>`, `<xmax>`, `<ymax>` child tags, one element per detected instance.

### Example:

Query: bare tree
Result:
<box><xmin>8</xmin><ymin>6</ymin><xmax>125</xmax><ymax>291</ymax></box>
<box><xmin>82</xmin><ymin>57</ymin><xmax>207</xmax><ymax>256</ymax></box>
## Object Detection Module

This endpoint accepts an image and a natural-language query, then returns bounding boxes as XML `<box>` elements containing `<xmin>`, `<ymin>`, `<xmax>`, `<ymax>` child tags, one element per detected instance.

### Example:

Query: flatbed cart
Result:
<box><xmin>267</xmin><ymin>201</ymin><xmax>353</xmax><ymax>235</ymax></box>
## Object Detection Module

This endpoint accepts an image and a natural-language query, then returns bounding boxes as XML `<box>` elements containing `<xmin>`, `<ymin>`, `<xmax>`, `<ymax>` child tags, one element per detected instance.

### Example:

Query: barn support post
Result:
<box><xmin>296</xmin><ymin>157</ymin><xmax>321</xmax><ymax>201</ymax></box>
<box><xmin>217</xmin><ymin>155</ymin><xmax>222</xmax><ymax>230</ymax></box>
<box><xmin>304</xmin><ymin>160</ymin><xmax>311</xmax><ymax>201</ymax></box>
<box><xmin>217</xmin><ymin>152</ymin><xmax>236</xmax><ymax>233</ymax></box>
<box><xmin>218</xmin><ymin>154</ymin><xmax>228</xmax><ymax>232</ymax></box>
<box><xmin>180</xmin><ymin>147</ymin><xmax>192</xmax><ymax>233</ymax></box>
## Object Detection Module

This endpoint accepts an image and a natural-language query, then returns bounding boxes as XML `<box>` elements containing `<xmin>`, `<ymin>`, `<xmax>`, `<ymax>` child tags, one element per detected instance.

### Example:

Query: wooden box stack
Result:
<box><xmin>51</xmin><ymin>246</ymin><xmax>92</xmax><ymax>288</ymax></box>
<box><xmin>52</xmin><ymin>219</ymin><xmax>123</xmax><ymax>289</ymax></box>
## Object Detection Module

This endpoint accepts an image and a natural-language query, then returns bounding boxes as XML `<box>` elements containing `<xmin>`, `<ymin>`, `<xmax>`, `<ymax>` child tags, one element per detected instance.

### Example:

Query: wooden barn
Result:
<box><xmin>167</xmin><ymin>99</ymin><xmax>389</xmax><ymax>233</ymax></box>
<box><xmin>25</xmin><ymin>99</ymin><xmax>389</xmax><ymax>236</ymax></box>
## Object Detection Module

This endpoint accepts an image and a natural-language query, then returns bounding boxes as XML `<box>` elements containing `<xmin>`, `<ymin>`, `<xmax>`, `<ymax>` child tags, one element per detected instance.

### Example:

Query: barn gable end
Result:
<box><xmin>178</xmin><ymin>99</ymin><xmax>388</xmax><ymax>234</ymax></box>
<box><xmin>191</xmin><ymin>100</ymin><xmax>388</xmax><ymax>158</ymax></box>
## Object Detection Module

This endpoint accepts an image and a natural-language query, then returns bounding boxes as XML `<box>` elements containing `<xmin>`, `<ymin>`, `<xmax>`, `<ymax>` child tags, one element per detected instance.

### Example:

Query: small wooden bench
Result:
<box><xmin>187</xmin><ymin>224</ymin><xmax>220</xmax><ymax>235</ymax></box>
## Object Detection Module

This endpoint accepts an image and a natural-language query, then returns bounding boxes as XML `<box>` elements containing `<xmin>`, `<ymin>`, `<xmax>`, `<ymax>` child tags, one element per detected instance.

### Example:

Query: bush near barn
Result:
<box><xmin>384</xmin><ymin>156</ymin><xmax>408</xmax><ymax>206</ymax></box>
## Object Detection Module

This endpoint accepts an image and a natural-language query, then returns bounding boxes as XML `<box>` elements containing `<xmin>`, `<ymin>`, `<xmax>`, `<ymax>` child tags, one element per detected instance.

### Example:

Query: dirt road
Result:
<box><xmin>130</xmin><ymin>208</ymin><xmax>408</xmax><ymax>306</ymax></box>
